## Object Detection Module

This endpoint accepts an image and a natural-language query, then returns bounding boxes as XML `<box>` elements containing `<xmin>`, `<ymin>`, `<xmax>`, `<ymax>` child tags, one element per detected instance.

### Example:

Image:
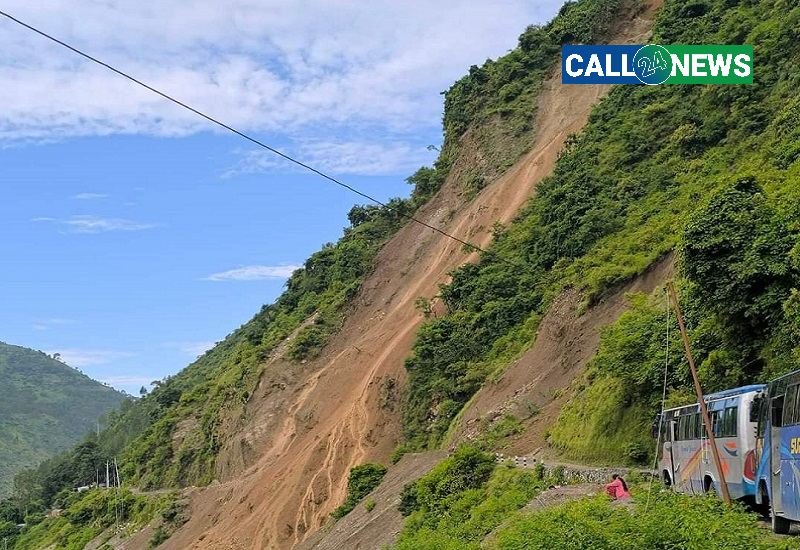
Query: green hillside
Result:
<box><xmin>402</xmin><ymin>0</ymin><xmax>800</xmax><ymax>454</ymax></box>
<box><xmin>0</xmin><ymin>0</ymin><xmax>629</xmax><ymax>509</ymax></box>
<box><xmin>388</xmin><ymin>0</ymin><xmax>800</xmax><ymax>544</ymax></box>
<box><xmin>0</xmin><ymin>342</ymin><xmax>126</xmax><ymax>497</ymax></box>
<box><xmin>4</xmin><ymin>0</ymin><xmax>800</xmax><ymax>546</ymax></box>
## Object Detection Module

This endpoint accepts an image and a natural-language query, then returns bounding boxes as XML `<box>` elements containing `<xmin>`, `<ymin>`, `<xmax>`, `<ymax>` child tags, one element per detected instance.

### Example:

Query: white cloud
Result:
<box><xmin>0</xmin><ymin>1</ymin><xmax>562</xmax><ymax>143</ymax></box>
<box><xmin>73</xmin><ymin>192</ymin><xmax>110</xmax><ymax>200</ymax></box>
<box><xmin>49</xmin><ymin>349</ymin><xmax>134</xmax><ymax>367</ymax></box>
<box><xmin>100</xmin><ymin>375</ymin><xmax>153</xmax><ymax>387</ymax></box>
<box><xmin>164</xmin><ymin>341</ymin><xmax>216</xmax><ymax>357</ymax></box>
<box><xmin>32</xmin><ymin>318</ymin><xmax>75</xmax><ymax>331</ymax></box>
<box><xmin>33</xmin><ymin>215</ymin><xmax>159</xmax><ymax>233</ymax></box>
<box><xmin>204</xmin><ymin>264</ymin><xmax>300</xmax><ymax>281</ymax></box>
<box><xmin>223</xmin><ymin>139</ymin><xmax>435</xmax><ymax>178</ymax></box>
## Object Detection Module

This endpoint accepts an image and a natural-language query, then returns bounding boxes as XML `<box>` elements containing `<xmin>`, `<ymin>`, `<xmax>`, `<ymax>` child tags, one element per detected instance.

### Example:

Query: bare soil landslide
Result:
<box><xmin>294</xmin><ymin>452</ymin><xmax>446</xmax><ymax>550</ymax></box>
<box><xmin>154</xmin><ymin>5</ymin><xmax>660</xmax><ymax>550</ymax></box>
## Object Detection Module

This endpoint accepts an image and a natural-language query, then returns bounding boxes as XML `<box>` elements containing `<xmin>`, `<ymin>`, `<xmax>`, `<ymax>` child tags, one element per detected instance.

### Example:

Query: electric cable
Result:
<box><xmin>0</xmin><ymin>9</ymin><xmax>528</xmax><ymax>270</ymax></box>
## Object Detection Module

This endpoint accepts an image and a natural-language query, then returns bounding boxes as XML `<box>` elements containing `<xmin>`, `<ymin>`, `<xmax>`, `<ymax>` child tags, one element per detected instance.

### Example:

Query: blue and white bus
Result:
<box><xmin>655</xmin><ymin>385</ymin><xmax>764</xmax><ymax>501</ymax></box>
<box><xmin>754</xmin><ymin>369</ymin><xmax>800</xmax><ymax>533</ymax></box>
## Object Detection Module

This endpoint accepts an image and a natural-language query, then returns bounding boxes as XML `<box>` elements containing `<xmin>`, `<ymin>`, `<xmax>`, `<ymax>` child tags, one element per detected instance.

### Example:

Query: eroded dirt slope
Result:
<box><xmin>153</xmin><ymin>5</ymin><xmax>660</xmax><ymax>549</ymax></box>
<box><xmin>294</xmin><ymin>451</ymin><xmax>446</xmax><ymax>550</ymax></box>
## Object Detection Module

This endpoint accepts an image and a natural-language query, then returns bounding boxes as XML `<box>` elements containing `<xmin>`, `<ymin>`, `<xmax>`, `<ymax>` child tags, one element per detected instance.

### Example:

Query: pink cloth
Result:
<box><xmin>605</xmin><ymin>478</ymin><xmax>631</xmax><ymax>499</ymax></box>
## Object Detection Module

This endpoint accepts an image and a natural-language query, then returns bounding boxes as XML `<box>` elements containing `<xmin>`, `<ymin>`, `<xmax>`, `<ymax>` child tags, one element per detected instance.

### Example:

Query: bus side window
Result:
<box><xmin>719</xmin><ymin>408</ymin><xmax>728</xmax><ymax>437</ymax></box>
<box><xmin>783</xmin><ymin>386</ymin><xmax>798</xmax><ymax>427</ymax></box>
<box><xmin>772</xmin><ymin>395</ymin><xmax>784</xmax><ymax>428</ymax></box>
<box><xmin>794</xmin><ymin>388</ymin><xmax>800</xmax><ymax>426</ymax></box>
<box><xmin>726</xmin><ymin>407</ymin><xmax>738</xmax><ymax>437</ymax></box>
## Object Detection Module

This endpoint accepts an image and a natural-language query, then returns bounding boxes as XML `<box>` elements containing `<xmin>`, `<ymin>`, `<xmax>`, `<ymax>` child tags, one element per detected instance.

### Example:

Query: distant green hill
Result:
<box><xmin>0</xmin><ymin>341</ymin><xmax>126</xmax><ymax>497</ymax></box>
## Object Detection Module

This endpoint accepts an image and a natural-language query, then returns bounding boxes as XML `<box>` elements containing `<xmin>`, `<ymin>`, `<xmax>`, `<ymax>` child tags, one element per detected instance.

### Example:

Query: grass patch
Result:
<box><xmin>331</xmin><ymin>463</ymin><xmax>387</xmax><ymax>520</ymax></box>
<box><xmin>490</xmin><ymin>491</ymin><xmax>800</xmax><ymax>549</ymax></box>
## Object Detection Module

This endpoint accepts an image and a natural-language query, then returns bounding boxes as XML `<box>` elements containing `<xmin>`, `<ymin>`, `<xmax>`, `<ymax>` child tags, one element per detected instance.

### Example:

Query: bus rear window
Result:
<box><xmin>783</xmin><ymin>384</ymin><xmax>800</xmax><ymax>426</ymax></box>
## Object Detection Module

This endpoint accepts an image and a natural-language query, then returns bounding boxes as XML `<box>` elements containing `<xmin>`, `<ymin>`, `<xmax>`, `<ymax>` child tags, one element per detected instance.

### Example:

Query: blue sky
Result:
<box><xmin>0</xmin><ymin>0</ymin><xmax>562</xmax><ymax>394</ymax></box>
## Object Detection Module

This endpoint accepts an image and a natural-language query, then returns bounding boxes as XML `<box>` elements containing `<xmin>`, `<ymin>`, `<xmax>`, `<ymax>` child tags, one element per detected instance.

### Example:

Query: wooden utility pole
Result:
<box><xmin>668</xmin><ymin>282</ymin><xmax>731</xmax><ymax>505</ymax></box>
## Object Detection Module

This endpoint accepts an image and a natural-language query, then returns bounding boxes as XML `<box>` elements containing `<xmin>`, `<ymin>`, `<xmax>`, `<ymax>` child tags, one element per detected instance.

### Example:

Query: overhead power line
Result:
<box><xmin>0</xmin><ymin>9</ymin><xmax>524</xmax><ymax>267</ymax></box>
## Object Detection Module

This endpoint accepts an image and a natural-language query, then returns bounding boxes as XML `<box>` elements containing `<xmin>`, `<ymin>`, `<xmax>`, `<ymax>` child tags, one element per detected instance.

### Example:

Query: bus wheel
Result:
<box><xmin>704</xmin><ymin>476</ymin><xmax>715</xmax><ymax>495</ymax></box>
<box><xmin>772</xmin><ymin>508</ymin><xmax>791</xmax><ymax>535</ymax></box>
<box><xmin>662</xmin><ymin>471</ymin><xmax>671</xmax><ymax>487</ymax></box>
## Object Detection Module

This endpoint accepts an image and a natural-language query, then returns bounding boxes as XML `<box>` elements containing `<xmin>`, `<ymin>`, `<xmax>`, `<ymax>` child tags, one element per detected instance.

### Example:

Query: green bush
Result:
<box><xmin>390</xmin><ymin>444</ymin><xmax>411</xmax><ymax>465</ymax></box>
<box><xmin>490</xmin><ymin>491</ymin><xmax>799</xmax><ymax>550</ymax></box>
<box><xmin>547</xmin><ymin>465</ymin><xmax>567</xmax><ymax>486</ymax></box>
<box><xmin>398</xmin><ymin>481</ymin><xmax>419</xmax><ymax>518</ymax></box>
<box><xmin>533</xmin><ymin>462</ymin><xmax>545</xmax><ymax>481</ymax></box>
<box><xmin>474</xmin><ymin>414</ymin><xmax>524</xmax><ymax>451</ymax></box>
<box><xmin>149</xmin><ymin>525</ymin><xmax>169</xmax><ymax>548</ymax></box>
<box><xmin>331</xmin><ymin>463</ymin><xmax>388</xmax><ymax>519</ymax></box>
<box><xmin>10</xmin><ymin>489</ymin><xmax>165</xmax><ymax>550</ymax></box>
<box><xmin>547</xmin><ymin>0</ymin><xmax>621</xmax><ymax>44</ymax></box>
<box><xmin>287</xmin><ymin>325</ymin><xmax>329</xmax><ymax>361</ymax></box>
<box><xmin>392</xmin><ymin>458</ymin><xmax>541</xmax><ymax>550</ymax></box>
<box><xmin>398</xmin><ymin>446</ymin><xmax>495</xmax><ymax>519</ymax></box>
<box><xmin>146</xmin><ymin>495</ymin><xmax>188</xmax><ymax>548</ymax></box>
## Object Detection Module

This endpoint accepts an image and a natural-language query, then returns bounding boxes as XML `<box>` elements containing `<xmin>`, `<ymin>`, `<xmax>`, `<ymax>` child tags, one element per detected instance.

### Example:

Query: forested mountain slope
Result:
<box><xmin>3</xmin><ymin>0</ymin><xmax>653</xmax><ymax>547</ymax></box>
<box><xmin>157</xmin><ymin>3</ymin><xmax>665</xmax><ymax>550</ymax></box>
<box><xmin>374</xmin><ymin>0</ymin><xmax>799</xmax><ymax>467</ymax></box>
<box><xmin>4</xmin><ymin>0</ymin><xmax>800</xmax><ymax>547</ymax></box>
<box><xmin>0</xmin><ymin>342</ymin><xmax>125</xmax><ymax>497</ymax></box>
<box><xmin>400</xmin><ymin>0</ymin><xmax>799</xmax><ymax>456</ymax></box>
<box><xmin>544</xmin><ymin>0</ymin><xmax>800</xmax><ymax>464</ymax></box>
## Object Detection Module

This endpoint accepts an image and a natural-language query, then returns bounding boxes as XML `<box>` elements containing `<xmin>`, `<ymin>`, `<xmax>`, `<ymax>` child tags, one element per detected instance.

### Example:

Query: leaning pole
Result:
<box><xmin>667</xmin><ymin>282</ymin><xmax>732</xmax><ymax>505</ymax></box>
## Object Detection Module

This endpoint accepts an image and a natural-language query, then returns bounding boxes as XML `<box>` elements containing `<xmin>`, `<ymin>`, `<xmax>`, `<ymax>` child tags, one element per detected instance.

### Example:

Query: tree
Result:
<box><xmin>347</xmin><ymin>204</ymin><xmax>376</xmax><ymax>227</ymax></box>
<box><xmin>410</xmin><ymin>446</ymin><xmax>494</xmax><ymax>515</ymax></box>
<box><xmin>0</xmin><ymin>519</ymin><xmax>16</xmax><ymax>538</ymax></box>
<box><xmin>13</xmin><ymin>469</ymin><xmax>41</xmax><ymax>518</ymax></box>
<box><xmin>679</xmin><ymin>178</ymin><xmax>797</xmax><ymax>336</ymax></box>
<box><xmin>414</xmin><ymin>297</ymin><xmax>433</xmax><ymax>319</ymax></box>
<box><xmin>72</xmin><ymin>440</ymin><xmax>103</xmax><ymax>487</ymax></box>
<box><xmin>154</xmin><ymin>385</ymin><xmax>181</xmax><ymax>409</ymax></box>
<box><xmin>0</xmin><ymin>499</ymin><xmax>22</xmax><ymax>524</ymax></box>
<box><xmin>407</xmin><ymin>166</ymin><xmax>445</xmax><ymax>203</ymax></box>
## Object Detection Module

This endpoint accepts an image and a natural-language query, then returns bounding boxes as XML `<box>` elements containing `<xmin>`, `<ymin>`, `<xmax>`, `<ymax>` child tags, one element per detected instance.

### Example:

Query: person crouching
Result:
<box><xmin>606</xmin><ymin>474</ymin><xmax>631</xmax><ymax>499</ymax></box>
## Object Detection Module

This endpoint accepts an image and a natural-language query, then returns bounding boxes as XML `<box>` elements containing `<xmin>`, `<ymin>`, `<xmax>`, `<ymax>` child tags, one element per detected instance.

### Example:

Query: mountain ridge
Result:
<box><xmin>0</xmin><ymin>341</ymin><xmax>127</xmax><ymax>497</ymax></box>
